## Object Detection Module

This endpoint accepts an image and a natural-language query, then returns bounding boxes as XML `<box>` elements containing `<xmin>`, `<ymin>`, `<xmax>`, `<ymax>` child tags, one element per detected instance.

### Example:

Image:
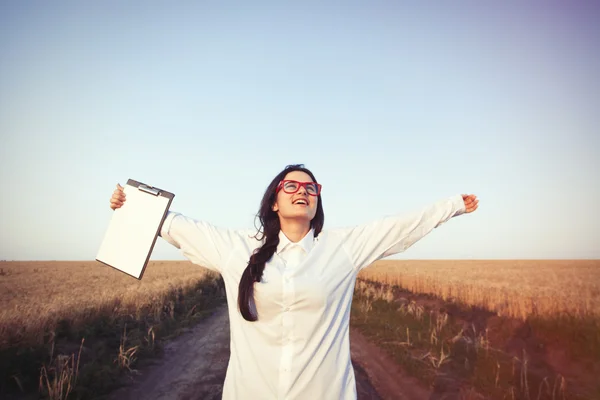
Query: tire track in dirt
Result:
<box><xmin>107</xmin><ymin>305</ymin><xmax>430</xmax><ymax>400</ymax></box>
<box><xmin>350</xmin><ymin>328</ymin><xmax>432</xmax><ymax>400</ymax></box>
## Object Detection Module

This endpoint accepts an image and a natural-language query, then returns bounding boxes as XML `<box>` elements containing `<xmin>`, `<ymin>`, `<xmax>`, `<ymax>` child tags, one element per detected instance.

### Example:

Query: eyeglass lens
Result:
<box><xmin>283</xmin><ymin>181</ymin><xmax>319</xmax><ymax>195</ymax></box>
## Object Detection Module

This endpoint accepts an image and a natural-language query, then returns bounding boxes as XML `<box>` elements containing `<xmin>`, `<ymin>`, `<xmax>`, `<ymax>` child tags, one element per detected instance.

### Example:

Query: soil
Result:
<box><xmin>106</xmin><ymin>305</ymin><xmax>431</xmax><ymax>400</ymax></box>
<box><xmin>350</xmin><ymin>327</ymin><xmax>432</xmax><ymax>399</ymax></box>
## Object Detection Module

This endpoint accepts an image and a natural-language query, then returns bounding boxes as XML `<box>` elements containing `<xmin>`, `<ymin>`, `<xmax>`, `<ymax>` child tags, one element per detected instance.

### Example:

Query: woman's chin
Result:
<box><xmin>281</xmin><ymin>211</ymin><xmax>313</xmax><ymax>222</ymax></box>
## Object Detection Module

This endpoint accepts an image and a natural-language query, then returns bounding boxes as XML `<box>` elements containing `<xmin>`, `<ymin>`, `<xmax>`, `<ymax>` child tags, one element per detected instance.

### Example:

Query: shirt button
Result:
<box><xmin>284</xmin><ymin>307</ymin><xmax>290</xmax><ymax>312</ymax></box>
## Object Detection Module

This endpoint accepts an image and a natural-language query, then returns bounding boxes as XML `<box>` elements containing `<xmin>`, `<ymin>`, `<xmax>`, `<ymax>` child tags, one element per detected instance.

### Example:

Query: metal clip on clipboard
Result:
<box><xmin>138</xmin><ymin>184</ymin><xmax>161</xmax><ymax>196</ymax></box>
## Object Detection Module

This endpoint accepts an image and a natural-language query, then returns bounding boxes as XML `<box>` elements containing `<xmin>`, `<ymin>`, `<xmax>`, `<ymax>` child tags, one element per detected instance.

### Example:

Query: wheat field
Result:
<box><xmin>0</xmin><ymin>260</ymin><xmax>220</xmax><ymax>350</ymax></box>
<box><xmin>358</xmin><ymin>259</ymin><xmax>600</xmax><ymax>320</ymax></box>
<box><xmin>2</xmin><ymin>259</ymin><xmax>599</xmax><ymax>399</ymax></box>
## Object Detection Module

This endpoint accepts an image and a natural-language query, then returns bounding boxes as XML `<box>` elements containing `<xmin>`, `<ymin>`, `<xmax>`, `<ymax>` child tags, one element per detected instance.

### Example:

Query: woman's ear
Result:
<box><xmin>272</xmin><ymin>201</ymin><xmax>279</xmax><ymax>212</ymax></box>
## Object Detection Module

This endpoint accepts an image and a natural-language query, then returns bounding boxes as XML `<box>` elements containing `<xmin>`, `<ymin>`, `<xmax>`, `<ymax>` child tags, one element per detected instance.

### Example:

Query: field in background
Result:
<box><xmin>0</xmin><ymin>261</ymin><xmax>226</xmax><ymax>400</ymax></box>
<box><xmin>2</xmin><ymin>259</ymin><xmax>598</xmax><ymax>400</ymax></box>
<box><xmin>353</xmin><ymin>259</ymin><xmax>600</xmax><ymax>399</ymax></box>
<box><xmin>359</xmin><ymin>259</ymin><xmax>600</xmax><ymax>319</ymax></box>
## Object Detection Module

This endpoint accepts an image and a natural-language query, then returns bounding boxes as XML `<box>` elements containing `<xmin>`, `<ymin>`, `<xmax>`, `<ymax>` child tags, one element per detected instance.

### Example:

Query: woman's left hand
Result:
<box><xmin>462</xmin><ymin>194</ymin><xmax>479</xmax><ymax>213</ymax></box>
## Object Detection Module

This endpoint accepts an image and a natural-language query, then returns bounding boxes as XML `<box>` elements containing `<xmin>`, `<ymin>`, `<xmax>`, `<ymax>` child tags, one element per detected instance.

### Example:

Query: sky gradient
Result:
<box><xmin>1</xmin><ymin>1</ymin><xmax>598</xmax><ymax>261</ymax></box>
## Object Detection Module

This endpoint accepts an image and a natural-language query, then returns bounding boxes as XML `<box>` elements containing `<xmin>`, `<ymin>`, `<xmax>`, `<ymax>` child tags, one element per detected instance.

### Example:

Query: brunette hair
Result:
<box><xmin>237</xmin><ymin>164</ymin><xmax>324</xmax><ymax>321</ymax></box>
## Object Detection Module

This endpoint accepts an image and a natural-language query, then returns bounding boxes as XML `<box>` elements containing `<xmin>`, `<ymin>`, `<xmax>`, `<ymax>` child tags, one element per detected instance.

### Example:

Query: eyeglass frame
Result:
<box><xmin>276</xmin><ymin>180</ymin><xmax>322</xmax><ymax>196</ymax></box>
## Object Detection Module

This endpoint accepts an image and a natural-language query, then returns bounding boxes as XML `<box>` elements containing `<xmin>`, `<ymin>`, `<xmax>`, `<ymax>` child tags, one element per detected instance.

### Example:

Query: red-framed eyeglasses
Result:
<box><xmin>276</xmin><ymin>180</ymin><xmax>322</xmax><ymax>196</ymax></box>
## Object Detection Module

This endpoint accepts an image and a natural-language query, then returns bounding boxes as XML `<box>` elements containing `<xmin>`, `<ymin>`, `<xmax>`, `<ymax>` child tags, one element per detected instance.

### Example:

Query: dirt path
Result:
<box><xmin>107</xmin><ymin>306</ymin><xmax>430</xmax><ymax>400</ymax></box>
<box><xmin>107</xmin><ymin>306</ymin><xmax>230</xmax><ymax>400</ymax></box>
<box><xmin>350</xmin><ymin>328</ymin><xmax>432</xmax><ymax>400</ymax></box>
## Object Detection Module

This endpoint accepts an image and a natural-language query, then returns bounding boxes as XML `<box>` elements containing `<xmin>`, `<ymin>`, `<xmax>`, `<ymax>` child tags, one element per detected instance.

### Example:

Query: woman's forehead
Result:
<box><xmin>284</xmin><ymin>171</ymin><xmax>313</xmax><ymax>182</ymax></box>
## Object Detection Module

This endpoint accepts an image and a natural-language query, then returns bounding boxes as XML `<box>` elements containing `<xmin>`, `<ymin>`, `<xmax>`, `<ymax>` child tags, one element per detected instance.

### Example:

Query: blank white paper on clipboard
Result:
<box><xmin>96</xmin><ymin>179</ymin><xmax>175</xmax><ymax>279</ymax></box>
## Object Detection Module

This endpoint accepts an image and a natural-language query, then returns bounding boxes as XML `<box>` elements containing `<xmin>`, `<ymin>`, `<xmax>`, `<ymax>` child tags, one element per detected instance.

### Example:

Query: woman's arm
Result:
<box><xmin>337</xmin><ymin>194</ymin><xmax>477</xmax><ymax>272</ymax></box>
<box><xmin>159</xmin><ymin>211</ymin><xmax>249</xmax><ymax>273</ymax></box>
<box><xmin>109</xmin><ymin>183</ymin><xmax>251</xmax><ymax>273</ymax></box>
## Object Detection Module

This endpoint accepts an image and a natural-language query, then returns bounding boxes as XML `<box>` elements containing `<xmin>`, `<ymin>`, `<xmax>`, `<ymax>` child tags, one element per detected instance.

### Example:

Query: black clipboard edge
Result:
<box><xmin>96</xmin><ymin>259</ymin><xmax>145</xmax><ymax>280</ymax></box>
<box><xmin>95</xmin><ymin>179</ymin><xmax>175</xmax><ymax>280</ymax></box>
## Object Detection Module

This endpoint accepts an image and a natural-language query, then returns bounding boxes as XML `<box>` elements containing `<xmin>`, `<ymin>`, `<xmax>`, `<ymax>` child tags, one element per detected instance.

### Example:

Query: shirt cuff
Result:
<box><xmin>452</xmin><ymin>194</ymin><xmax>467</xmax><ymax>216</ymax></box>
<box><xmin>160</xmin><ymin>211</ymin><xmax>178</xmax><ymax>241</ymax></box>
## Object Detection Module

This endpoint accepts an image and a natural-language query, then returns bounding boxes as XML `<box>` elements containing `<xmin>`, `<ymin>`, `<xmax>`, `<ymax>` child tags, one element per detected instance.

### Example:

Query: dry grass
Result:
<box><xmin>358</xmin><ymin>259</ymin><xmax>600</xmax><ymax>320</ymax></box>
<box><xmin>0</xmin><ymin>260</ymin><xmax>224</xmax><ymax>399</ymax></box>
<box><xmin>38</xmin><ymin>338</ymin><xmax>84</xmax><ymax>400</ymax></box>
<box><xmin>0</xmin><ymin>260</ymin><xmax>219</xmax><ymax>349</ymax></box>
<box><xmin>351</xmin><ymin>278</ymin><xmax>590</xmax><ymax>399</ymax></box>
<box><xmin>352</xmin><ymin>259</ymin><xmax>600</xmax><ymax>399</ymax></box>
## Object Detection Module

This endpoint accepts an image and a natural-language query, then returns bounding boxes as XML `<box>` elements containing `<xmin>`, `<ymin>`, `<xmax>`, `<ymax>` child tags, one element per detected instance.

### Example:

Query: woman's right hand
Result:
<box><xmin>110</xmin><ymin>183</ymin><xmax>126</xmax><ymax>210</ymax></box>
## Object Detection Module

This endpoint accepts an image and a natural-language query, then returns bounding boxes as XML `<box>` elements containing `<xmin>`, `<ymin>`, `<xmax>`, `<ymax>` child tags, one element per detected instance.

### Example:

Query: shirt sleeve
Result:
<box><xmin>339</xmin><ymin>195</ymin><xmax>466</xmax><ymax>271</ymax></box>
<box><xmin>159</xmin><ymin>211</ymin><xmax>251</xmax><ymax>273</ymax></box>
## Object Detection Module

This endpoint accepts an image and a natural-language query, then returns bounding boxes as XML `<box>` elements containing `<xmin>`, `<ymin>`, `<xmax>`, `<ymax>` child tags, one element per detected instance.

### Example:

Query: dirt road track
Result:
<box><xmin>107</xmin><ymin>306</ymin><xmax>430</xmax><ymax>400</ymax></box>
<box><xmin>349</xmin><ymin>328</ymin><xmax>432</xmax><ymax>400</ymax></box>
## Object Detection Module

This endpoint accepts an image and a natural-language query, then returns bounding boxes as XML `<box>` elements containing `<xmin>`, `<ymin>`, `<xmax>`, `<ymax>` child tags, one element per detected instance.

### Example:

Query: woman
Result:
<box><xmin>109</xmin><ymin>164</ymin><xmax>479</xmax><ymax>400</ymax></box>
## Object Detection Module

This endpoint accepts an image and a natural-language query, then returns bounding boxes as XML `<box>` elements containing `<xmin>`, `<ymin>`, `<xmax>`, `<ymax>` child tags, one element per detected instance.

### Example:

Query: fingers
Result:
<box><xmin>462</xmin><ymin>194</ymin><xmax>479</xmax><ymax>213</ymax></box>
<box><xmin>467</xmin><ymin>201</ymin><xmax>479</xmax><ymax>213</ymax></box>
<box><xmin>109</xmin><ymin>183</ymin><xmax>126</xmax><ymax>210</ymax></box>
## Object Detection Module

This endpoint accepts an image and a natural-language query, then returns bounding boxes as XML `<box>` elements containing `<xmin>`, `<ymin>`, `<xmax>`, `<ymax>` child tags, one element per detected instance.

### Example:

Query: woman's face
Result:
<box><xmin>272</xmin><ymin>171</ymin><xmax>319</xmax><ymax>224</ymax></box>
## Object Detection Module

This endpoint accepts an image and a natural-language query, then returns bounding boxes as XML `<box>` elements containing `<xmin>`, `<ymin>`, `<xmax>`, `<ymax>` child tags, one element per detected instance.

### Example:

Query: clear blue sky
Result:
<box><xmin>1</xmin><ymin>1</ymin><xmax>598</xmax><ymax>261</ymax></box>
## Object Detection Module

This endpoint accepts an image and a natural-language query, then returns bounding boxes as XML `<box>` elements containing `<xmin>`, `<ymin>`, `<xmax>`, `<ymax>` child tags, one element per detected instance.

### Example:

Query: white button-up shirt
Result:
<box><xmin>160</xmin><ymin>194</ymin><xmax>466</xmax><ymax>399</ymax></box>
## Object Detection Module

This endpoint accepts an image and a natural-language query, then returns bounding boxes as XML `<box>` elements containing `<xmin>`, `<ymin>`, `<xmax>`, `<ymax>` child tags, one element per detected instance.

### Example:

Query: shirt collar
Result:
<box><xmin>276</xmin><ymin>228</ymin><xmax>315</xmax><ymax>255</ymax></box>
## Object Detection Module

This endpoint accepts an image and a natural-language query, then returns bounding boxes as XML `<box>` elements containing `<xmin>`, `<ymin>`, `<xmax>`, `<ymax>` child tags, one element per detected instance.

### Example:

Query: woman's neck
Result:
<box><xmin>279</xmin><ymin>220</ymin><xmax>311</xmax><ymax>243</ymax></box>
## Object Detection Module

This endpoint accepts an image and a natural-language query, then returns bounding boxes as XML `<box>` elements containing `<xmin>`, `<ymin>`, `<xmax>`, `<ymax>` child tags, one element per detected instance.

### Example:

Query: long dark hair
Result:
<box><xmin>238</xmin><ymin>164</ymin><xmax>325</xmax><ymax>321</ymax></box>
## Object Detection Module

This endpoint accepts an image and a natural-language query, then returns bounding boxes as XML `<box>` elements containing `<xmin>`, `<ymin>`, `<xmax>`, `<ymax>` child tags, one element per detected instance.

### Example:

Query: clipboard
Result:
<box><xmin>96</xmin><ymin>179</ymin><xmax>175</xmax><ymax>280</ymax></box>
